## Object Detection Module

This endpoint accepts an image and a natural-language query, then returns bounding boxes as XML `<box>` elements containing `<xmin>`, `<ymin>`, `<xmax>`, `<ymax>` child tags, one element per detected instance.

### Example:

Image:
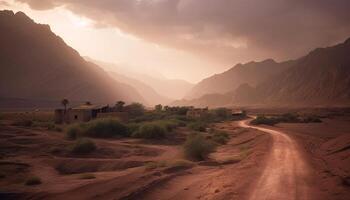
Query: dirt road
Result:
<box><xmin>239</xmin><ymin>120</ymin><xmax>313</xmax><ymax>200</ymax></box>
<box><xmin>1</xmin><ymin>119</ymin><xmax>324</xmax><ymax>200</ymax></box>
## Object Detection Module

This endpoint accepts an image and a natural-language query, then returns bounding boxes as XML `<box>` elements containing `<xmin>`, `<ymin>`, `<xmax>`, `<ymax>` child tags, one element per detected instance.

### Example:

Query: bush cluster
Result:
<box><xmin>210</xmin><ymin>130</ymin><xmax>230</xmax><ymax>145</ymax></box>
<box><xmin>130</xmin><ymin>119</ymin><xmax>182</xmax><ymax>139</ymax></box>
<box><xmin>83</xmin><ymin>119</ymin><xmax>128</xmax><ymax>138</ymax></box>
<box><xmin>251</xmin><ymin>113</ymin><xmax>322</xmax><ymax>126</ymax></box>
<box><xmin>66</xmin><ymin>119</ymin><xmax>128</xmax><ymax>139</ymax></box>
<box><xmin>132</xmin><ymin>122</ymin><xmax>166</xmax><ymax>139</ymax></box>
<box><xmin>125</xmin><ymin>103</ymin><xmax>145</xmax><ymax>118</ymax></box>
<box><xmin>187</xmin><ymin>121</ymin><xmax>207</xmax><ymax>132</ymax></box>
<box><xmin>183</xmin><ymin>134</ymin><xmax>216</xmax><ymax>161</ymax></box>
<box><xmin>71</xmin><ymin>138</ymin><xmax>96</xmax><ymax>154</ymax></box>
<box><xmin>251</xmin><ymin>115</ymin><xmax>279</xmax><ymax>126</ymax></box>
<box><xmin>301</xmin><ymin>115</ymin><xmax>322</xmax><ymax>123</ymax></box>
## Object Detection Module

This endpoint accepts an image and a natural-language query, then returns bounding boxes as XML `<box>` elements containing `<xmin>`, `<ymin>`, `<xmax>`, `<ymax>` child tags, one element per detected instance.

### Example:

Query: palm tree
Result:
<box><xmin>61</xmin><ymin>99</ymin><xmax>69</xmax><ymax>114</ymax></box>
<box><xmin>155</xmin><ymin>104</ymin><xmax>163</xmax><ymax>112</ymax></box>
<box><xmin>115</xmin><ymin>101</ymin><xmax>125</xmax><ymax>112</ymax></box>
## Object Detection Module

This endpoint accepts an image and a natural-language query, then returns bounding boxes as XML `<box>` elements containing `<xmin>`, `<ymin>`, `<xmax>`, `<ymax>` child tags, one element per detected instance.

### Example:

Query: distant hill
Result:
<box><xmin>241</xmin><ymin>37</ymin><xmax>350</xmax><ymax>106</ymax></box>
<box><xmin>171</xmin><ymin>93</ymin><xmax>233</xmax><ymax>108</ymax></box>
<box><xmin>109</xmin><ymin>72</ymin><xmax>172</xmax><ymax>105</ymax></box>
<box><xmin>0</xmin><ymin>10</ymin><xmax>145</xmax><ymax>107</ymax></box>
<box><xmin>142</xmin><ymin>76</ymin><xmax>194</xmax><ymax>100</ymax></box>
<box><xmin>175</xmin><ymin>37</ymin><xmax>350</xmax><ymax>107</ymax></box>
<box><xmin>88</xmin><ymin>58</ymin><xmax>194</xmax><ymax>100</ymax></box>
<box><xmin>185</xmin><ymin>59</ymin><xmax>294</xmax><ymax>99</ymax></box>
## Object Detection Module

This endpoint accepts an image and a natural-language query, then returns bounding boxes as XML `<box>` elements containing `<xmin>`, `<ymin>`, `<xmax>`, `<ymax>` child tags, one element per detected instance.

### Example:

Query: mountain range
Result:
<box><xmin>185</xmin><ymin>59</ymin><xmax>294</xmax><ymax>99</ymax></box>
<box><xmin>87</xmin><ymin>58</ymin><xmax>193</xmax><ymax>101</ymax></box>
<box><xmin>0</xmin><ymin>10</ymin><xmax>148</xmax><ymax>108</ymax></box>
<box><xmin>1</xmin><ymin>10</ymin><xmax>349</xmax><ymax>109</ymax></box>
<box><xmin>175</xmin><ymin>37</ymin><xmax>350</xmax><ymax>107</ymax></box>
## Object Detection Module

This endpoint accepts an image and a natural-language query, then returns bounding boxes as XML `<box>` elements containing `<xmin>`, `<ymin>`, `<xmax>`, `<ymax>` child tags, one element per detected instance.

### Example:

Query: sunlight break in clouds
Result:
<box><xmin>1</xmin><ymin>0</ymin><xmax>219</xmax><ymax>82</ymax></box>
<box><xmin>3</xmin><ymin>0</ymin><xmax>350</xmax><ymax>82</ymax></box>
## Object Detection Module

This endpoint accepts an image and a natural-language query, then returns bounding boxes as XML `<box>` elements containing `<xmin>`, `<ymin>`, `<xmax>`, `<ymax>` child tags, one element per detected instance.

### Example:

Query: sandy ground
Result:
<box><xmin>1</xmin><ymin>117</ymin><xmax>349</xmax><ymax>200</ymax></box>
<box><xmin>273</xmin><ymin>118</ymin><xmax>350</xmax><ymax>200</ymax></box>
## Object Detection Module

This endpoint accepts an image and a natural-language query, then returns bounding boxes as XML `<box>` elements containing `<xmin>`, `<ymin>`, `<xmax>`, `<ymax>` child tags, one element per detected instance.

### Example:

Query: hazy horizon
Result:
<box><xmin>2</xmin><ymin>0</ymin><xmax>350</xmax><ymax>83</ymax></box>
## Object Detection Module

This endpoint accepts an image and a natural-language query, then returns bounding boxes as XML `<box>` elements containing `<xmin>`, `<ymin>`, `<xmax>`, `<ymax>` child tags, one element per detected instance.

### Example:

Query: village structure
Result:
<box><xmin>54</xmin><ymin>103</ymin><xmax>128</xmax><ymax>124</ymax></box>
<box><xmin>186</xmin><ymin>107</ymin><xmax>209</xmax><ymax>119</ymax></box>
<box><xmin>55</xmin><ymin>101</ymin><xmax>245</xmax><ymax>124</ymax></box>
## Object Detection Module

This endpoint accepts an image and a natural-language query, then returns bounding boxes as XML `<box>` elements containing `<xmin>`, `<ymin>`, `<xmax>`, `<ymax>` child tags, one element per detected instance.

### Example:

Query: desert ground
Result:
<box><xmin>0</xmin><ymin>109</ymin><xmax>349</xmax><ymax>200</ymax></box>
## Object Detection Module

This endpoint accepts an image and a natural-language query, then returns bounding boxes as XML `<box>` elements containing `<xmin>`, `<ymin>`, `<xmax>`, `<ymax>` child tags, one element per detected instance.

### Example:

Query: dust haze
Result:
<box><xmin>0</xmin><ymin>1</ymin><xmax>350</xmax><ymax>200</ymax></box>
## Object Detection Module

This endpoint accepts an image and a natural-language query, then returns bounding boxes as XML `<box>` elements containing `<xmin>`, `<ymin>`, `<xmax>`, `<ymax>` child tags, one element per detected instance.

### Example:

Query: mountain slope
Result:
<box><xmin>143</xmin><ymin>77</ymin><xmax>193</xmax><ymax>100</ymax></box>
<box><xmin>0</xmin><ymin>10</ymin><xmax>144</xmax><ymax>105</ymax></box>
<box><xmin>109</xmin><ymin>72</ymin><xmax>172</xmax><ymax>105</ymax></box>
<box><xmin>186</xmin><ymin>59</ymin><xmax>294</xmax><ymax>99</ymax></box>
<box><xmin>171</xmin><ymin>93</ymin><xmax>233</xmax><ymax>108</ymax></box>
<box><xmin>87</xmin><ymin>58</ymin><xmax>194</xmax><ymax>100</ymax></box>
<box><xmin>248</xmin><ymin>37</ymin><xmax>350</xmax><ymax>106</ymax></box>
<box><xmin>175</xmin><ymin>37</ymin><xmax>350</xmax><ymax>107</ymax></box>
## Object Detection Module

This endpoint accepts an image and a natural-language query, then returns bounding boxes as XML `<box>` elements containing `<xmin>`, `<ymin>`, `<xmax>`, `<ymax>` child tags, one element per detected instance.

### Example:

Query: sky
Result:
<box><xmin>1</xmin><ymin>0</ymin><xmax>350</xmax><ymax>83</ymax></box>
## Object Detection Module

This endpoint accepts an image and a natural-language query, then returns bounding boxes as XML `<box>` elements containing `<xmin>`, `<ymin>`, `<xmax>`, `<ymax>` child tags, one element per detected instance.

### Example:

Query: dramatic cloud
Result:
<box><xmin>16</xmin><ymin>0</ymin><xmax>350</xmax><ymax>65</ymax></box>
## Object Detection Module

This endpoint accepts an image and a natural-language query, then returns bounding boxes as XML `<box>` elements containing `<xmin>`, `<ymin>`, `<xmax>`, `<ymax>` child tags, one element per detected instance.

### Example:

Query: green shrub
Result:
<box><xmin>66</xmin><ymin>119</ymin><xmax>129</xmax><ymax>139</ymax></box>
<box><xmin>131</xmin><ymin>112</ymin><xmax>166</xmax><ymax>123</ymax></box>
<box><xmin>168</xmin><ymin>115</ymin><xmax>188</xmax><ymax>122</ymax></box>
<box><xmin>127</xmin><ymin>123</ymin><xmax>141</xmax><ymax>135</ymax></box>
<box><xmin>302</xmin><ymin>115</ymin><xmax>322</xmax><ymax>123</ymax></box>
<box><xmin>210</xmin><ymin>130</ymin><xmax>230</xmax><ymax>145</ymax></box>
<box><xmin>250</xmin><ymin>115</ymin><xmax>279</xmax><ymax>126</ymax></box>
<box><xmin>132</xmin><ymin>122</ymin><xmax>166</xmax><ymax>139</ymax></box>
<box><xmin>187</xmin><ymin>121</ymin><xmax>207</xmax><ymax>132</ymax></box>
<box><xmin>66</xmin><ymin>125</ymin><xmax>81</xmax><ymax>140</ymax></box>
<box><xmin>279</xmin><ymin>113</ymin><xmax>299</xmax><ymax>123</ymax></box>
<box><xmin>125</xmin><ymin>103</ymin><xmax>145</xmax><ymax>118</ymax></box>
<box><xmin>71</xmin><ymin>139</ymin><xmax>96</xmax><ymax>154</ymax></box>
<box><xmin>83</xmin><ymin>119</ymin><xmax>128</xmax><ymax>138</ymax></box>
<box><xmin>251</xmin><ymin>113</ymin><xmax>322</xmax><ymax>125</ymax></box>
<box><xmin>159</xmin><ymin>120</ymin><xmax>179</xmax><ymax>132</ymax></box>
<box><xmin>183</xmin><ymin>134</ymin><xmax>216</xmax><ymax>161</ymax></box>
<box><xmin>167</xmin><ymin>118</ymin><xmax>187</xmax><ymax>127</ymax></box>
<box><xmin>25</xmin><ymin>176</ymin><xmax>42</xmax><ymax>185</ymax></box>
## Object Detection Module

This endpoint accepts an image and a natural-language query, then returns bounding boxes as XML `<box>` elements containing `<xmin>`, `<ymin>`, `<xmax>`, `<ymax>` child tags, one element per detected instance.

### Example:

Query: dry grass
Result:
<box><xmin>144</xmin><ymin>161</ymin><xmax>167</xmax><ymax>170</ymax></box>
<box><xmin>25</xmin><ymin>176</ymin><xmax>42</xmax><ymax>185</ymax></box>
<box><xmin>144</xmin><ymin>159</ymin><xmax>195</xmax><ymax>173</ymax></box>
<box><xmin>70</xmin><ymin>139</ymin><xmax>97</xmax><ymax>154</ymax></box>
<box><xmin>2</xmin><ymin>111</ymin><xmax>54</xmax><ymax>122</ymax></box>
<box><xmin>78</xmin><ymin>173</ymin><xmax>96</xmax><ymax>179</ymax></box>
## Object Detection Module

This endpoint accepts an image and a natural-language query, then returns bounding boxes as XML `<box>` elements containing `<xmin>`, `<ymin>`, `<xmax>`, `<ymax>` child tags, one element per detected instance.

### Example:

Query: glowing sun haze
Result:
<box><xmin>2</xmin><ymin>0</ymin><xmax>350</xmax><ymax>83</ymax></box>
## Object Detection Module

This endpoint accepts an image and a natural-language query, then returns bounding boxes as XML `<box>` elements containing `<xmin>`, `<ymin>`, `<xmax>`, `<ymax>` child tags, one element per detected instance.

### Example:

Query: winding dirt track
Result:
<box><xmin>239</xmin><ymin>120</ymin><xmax>312</xmax><ymax>200</ymax></box>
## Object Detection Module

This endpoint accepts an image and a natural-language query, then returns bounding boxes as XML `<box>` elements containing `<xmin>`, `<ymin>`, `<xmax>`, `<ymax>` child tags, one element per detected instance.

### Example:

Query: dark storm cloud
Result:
<box><xmin>17</xmin><ymin>0</ymin><xmax>350</xmax><ymax>64</ymax></box>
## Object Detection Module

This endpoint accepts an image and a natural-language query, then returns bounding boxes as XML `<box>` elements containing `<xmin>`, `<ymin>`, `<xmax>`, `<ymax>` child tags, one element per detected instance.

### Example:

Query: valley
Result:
<box><xmin>0</xmin><ymin>108</ymin><xmax>349</xmax><ymax>200</ymax></box>
<box><xmin>1</xmin><ymin>3</ymin><xmax>350</xmax><ymax>200</ymax></box>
